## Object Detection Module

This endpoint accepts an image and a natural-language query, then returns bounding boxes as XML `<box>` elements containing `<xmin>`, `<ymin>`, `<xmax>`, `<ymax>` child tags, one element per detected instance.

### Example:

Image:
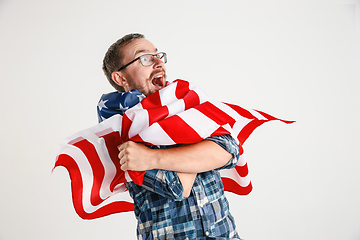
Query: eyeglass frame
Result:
<box><xmin>117</xmin><ymin>52</ymin><xmax>167</xmax><ymax>71</ymax></box>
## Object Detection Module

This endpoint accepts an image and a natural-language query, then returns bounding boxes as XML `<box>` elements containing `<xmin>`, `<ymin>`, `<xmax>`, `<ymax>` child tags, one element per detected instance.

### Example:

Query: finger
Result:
<box><xmin>117</xmin><ymin>143</ymin><xmax>125</xmax><ymax>152</ymax></box>
<box><xmin>120</xmin><ymin>161</ymin><xmax>128</xmax><ymax>171</ymax></box>
<box><xmin>118</xmin><ymin>140</ymin><xmax>131</xmax><ymax>151</ymax></box>
<box><xmin>118</xmin><ymin>148</ymin><xmax>124</xmax><ymax>160</ymax></box>
<box><xmin>119</xmin><ymin>152</ymin><xmax>127</xmax><ymax>166</ymax></box>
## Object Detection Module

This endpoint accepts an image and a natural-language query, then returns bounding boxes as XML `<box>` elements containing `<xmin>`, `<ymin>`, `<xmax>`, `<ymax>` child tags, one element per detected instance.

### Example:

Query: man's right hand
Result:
<box><xmin>118</xmin><ymin>141</ymin><xmax>155</xmax><ymax>171</ymax></box>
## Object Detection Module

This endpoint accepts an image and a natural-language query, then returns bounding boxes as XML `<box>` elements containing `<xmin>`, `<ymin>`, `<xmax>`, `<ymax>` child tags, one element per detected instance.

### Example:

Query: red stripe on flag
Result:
<box><xmin>256</xmin><ymin>110</ymin><xmax>296</xmax><ymax>124</ymax></box>
<box><xmin>158</xmin><ymin>115</ymin><xmax>203</xmax><ymax>144</ymax></box>
<box><xmin>54</xmin><ymin>154</ymin><xmax>85</xmax><ymax>215</ymax></box>
<box><xmin>99</xmin><ymin>132</ymin><xmax>126</xmax><ymax>191</ymax></box>
<box><xmin>141</xmin><ymin>90</ymin><xmax>161</xmax><ymax>109</ymax></box>
<box><xmin>195</xmin><ymin>102</ymin><xmax>236</xmax><ymax>127</ymax></box>
<box><xmin>182</xmin><ymin>90</ymin><xmax>200</xmax><ymax>110</ymax></box>
<box><xmin>127</xmin><ymin>170</ymin><xmax>146</xmax><ymax>186</ymax></box>
<box><xmin>210</xmin><ymin>126</ymin><xmax>231</xmax><ymax>137</ymax></box>
<box><xmin>147</xmin><ymin>105</ymin><xmax>170</xmax><ymax>126</ymax></box>
<box><xmin>173</xmin><ymin>80</ymin><xmax>200</xmax><ymax>110</ymax></box>
<box><xmin>234</xmin><ymin>163</ymin><xmax>249</xmax><ymax>178</ymax></box>
<box><xmin>100</xmin><ymin>131</ymin><xmax>145</xmax><ymax>188</ymax></box>
<box><xmin>238</xmin><ymin>120</ymin><xmax>266</xmax><ymax>145</ymax></box>
<box><xmin>174</xmin><ymin>79</ymin><xmax>190</xmax><ymax>99</ymax></box>
<box><xmin>121</xmin><ymin>113</ymin><xmax>132</xmax><ymax>143</ymax></box>
<box><xmin>130</xmin><ymin>134</ymin><xmax>144</xmax><ymax>143</ymax></box>
<box><xmin>73</xmin><ymin>140</ymin><xmax>104</xmax><ymax>207</ymax></box>
<box><xmin>225</xmin><ymin>103</ymin><xmax>255</xmax><ymax>119</ymax></box>
<box><xmin>222</xmin><ymin>177</ymin><xmax>253</xmax><ymax>195</ymax></box>
<box><xmin>54</xmin><ymin>154</ymin><xmax>134</xmax><ymax>220</ymax></box>
<box><xmin>80</xmin><ymin>200</ymin><xmax>134</xmax><ymax>220</ymax></box>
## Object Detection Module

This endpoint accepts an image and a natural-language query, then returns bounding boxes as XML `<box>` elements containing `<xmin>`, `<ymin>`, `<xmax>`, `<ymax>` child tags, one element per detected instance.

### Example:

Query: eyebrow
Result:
<box><xmin>134</xmin><ymin>48</ymin><xmax>158</xmax><ymax>57</ymax></box>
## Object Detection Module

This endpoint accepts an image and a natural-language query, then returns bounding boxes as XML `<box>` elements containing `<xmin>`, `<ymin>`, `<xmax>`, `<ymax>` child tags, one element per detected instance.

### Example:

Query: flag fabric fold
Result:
<box><xmin>54</xmin><ymin>79</ymin><xmax>294</xmax><ymax>219</ymax></box>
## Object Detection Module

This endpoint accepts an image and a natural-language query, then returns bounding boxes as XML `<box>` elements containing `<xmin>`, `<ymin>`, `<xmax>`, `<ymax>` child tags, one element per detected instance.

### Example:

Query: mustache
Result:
<box><xmin>148</xmin><ymin>69</ymin><xmax>167</xmax><ymax>81</ymax></box>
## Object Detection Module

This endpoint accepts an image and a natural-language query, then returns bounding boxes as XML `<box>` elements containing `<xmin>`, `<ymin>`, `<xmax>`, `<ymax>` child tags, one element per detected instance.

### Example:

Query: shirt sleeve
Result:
<box><xmin>134</xmin><ymin>145</ymin><xmax>184</xmax><ymax>199</ymax></box>
<box><xmin>138</xmin><ymin>134</ymin><xmax>239</xmax><ymax>199</ymax></box>
<box><xmin>205</xmin><ymin>134</ymin><xmax>240</xmax><ymax>170</ymax></box>
<box><xmin>140</xmin><ymin>169</ymin><xmax>184</xmax><ymax>200</ymax></box>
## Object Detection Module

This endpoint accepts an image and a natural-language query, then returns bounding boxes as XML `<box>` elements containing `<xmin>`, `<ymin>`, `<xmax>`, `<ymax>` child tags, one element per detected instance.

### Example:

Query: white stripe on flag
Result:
<box><xmin>220</xmin><ymin>170</ymin><xmax>251</xmax><ymax>187</ymax></box>
<box><xmin>166</xmin><ymin>99</ymin><xmax>185</xmax><ymax>119</ymax></box>
<box><xmin>59</xmin><ymin>143</ymin><xmax>133</xmax><ymax>215</ymax></box>
<box><xmin>236</xmin><ymin>153</ymin><xmax>247</xmax><ymax>167</ymax></box>
<box><xmin>95</xmin><ymin>137</ymin><xmax>118</xmax><ymax>199</ymax></box>
<box><xmin>188</xmin><ymin>82</ymin><xmax>210</xmax><ymax>104</ymax></box>
<box><xmin>72</xmin><ymin>127</ymin><xmax>118</xmax><ymax>200</ymax></box>
<box><xmin>59</xmin><ymin>144</ymin><xmax>96</xmax><ymax>214</ymax></box>
<box><xmin>249</xmin><ymin>108</ymin><xmax>267</xmax><ymax>120</ymax></box>
<box><xmin>138</xmin><ymin>122</ymin><xmax>176</xmax><ymax>145</ymax></box>
<box><xmin>177</xmin><ymin>109</ymin><xmax>220</xmax><ymax>139</ymax></box>
<box><xmin>96</xmin><ymin>114</ymin><xmax>122</xmax><ymax>133</ymax></box>
<box><xmin>206</xmin><ymin>101</ymin><xmax>254</xmax><ymax>137</ymax></box>
<box><xmin>232</xmin><ymin>119</ymin><xmax>253</xmax><ymax>137</ymax></box>
<box><xmin>159</xmin><ymin>81</ymin><xmax>180</xmax><ymax>105</ymax></box>
<box><xmin>126</xmin><ymin>104</ymin><xmax>149</xmax><ymax>139</ymax></box>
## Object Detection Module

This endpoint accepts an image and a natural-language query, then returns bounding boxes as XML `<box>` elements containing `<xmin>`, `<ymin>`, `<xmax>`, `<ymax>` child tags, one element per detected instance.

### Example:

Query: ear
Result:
<box><xmin>111</xmin><ymin>71</ymin><xmax>128</xmax><ymax>88</ymax></box>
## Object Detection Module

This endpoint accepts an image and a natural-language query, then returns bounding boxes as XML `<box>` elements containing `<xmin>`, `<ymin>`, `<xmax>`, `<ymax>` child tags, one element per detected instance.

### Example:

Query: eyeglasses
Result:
<box><xmin>118</xmin><ymin>52</ymin><xmax>167</xmax><ymax>71</ymax></box>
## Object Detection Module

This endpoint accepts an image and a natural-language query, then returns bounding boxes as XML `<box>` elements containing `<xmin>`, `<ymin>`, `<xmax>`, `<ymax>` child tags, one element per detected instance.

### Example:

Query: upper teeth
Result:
<box><xmin>155</xmin><ymin>75</ymin><xmax>162</xmax><ymax>78</ymax></box>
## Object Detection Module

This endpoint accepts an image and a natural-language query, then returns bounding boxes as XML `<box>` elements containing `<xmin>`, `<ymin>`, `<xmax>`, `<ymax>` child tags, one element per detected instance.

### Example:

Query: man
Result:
<box><xmin>100</xmin><ymin>33</ymin><xmax>242</xmax><ymax>240</ymax></box>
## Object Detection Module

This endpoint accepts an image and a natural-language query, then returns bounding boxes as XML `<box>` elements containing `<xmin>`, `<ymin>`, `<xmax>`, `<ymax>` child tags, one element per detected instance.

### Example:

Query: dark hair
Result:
<box><xmin>102</xmin><ymin>33</ymin><xmax>145</xmax><ymax>92</ymax></box>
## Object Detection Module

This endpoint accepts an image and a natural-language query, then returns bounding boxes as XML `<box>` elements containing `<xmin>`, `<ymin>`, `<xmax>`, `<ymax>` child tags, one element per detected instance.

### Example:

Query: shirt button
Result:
<box><xmin>205</xmin><ymin>231</ymin><xmax>210</xmax><ymax>236</ymax></box>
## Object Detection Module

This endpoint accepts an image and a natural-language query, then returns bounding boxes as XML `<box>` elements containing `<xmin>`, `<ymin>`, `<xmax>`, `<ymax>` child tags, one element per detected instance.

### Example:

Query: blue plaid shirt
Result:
<box><xmin>125</xmin><ymin>134</ymin><xmax>241</xmax><ymax>240</ymax></box>
<box><xmin>97</xmin><ymin>90</ymin><xmax>242</xmax><ymax>239</ymax></box>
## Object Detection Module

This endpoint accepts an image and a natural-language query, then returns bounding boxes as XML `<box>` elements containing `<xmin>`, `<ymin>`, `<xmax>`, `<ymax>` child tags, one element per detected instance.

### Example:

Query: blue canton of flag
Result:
<box><xmin>97</xmin><ymin>89</ymin><xmax>146</xmax><ymax>123</ymax></box>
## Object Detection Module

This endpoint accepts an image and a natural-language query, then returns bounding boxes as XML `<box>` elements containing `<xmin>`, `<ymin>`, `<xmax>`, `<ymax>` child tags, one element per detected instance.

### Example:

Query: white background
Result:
<box><xmin>0</xmin><ymin>0</ymin><xmax>359</xmax><ymax>239</ymax></box>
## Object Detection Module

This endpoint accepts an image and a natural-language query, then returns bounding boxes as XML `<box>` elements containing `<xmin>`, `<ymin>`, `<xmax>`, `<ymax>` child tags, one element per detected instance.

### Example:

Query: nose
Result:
<box><xmin>153</xmin><ymin>56</ymin><xmax>165</xmax><ymax>69</ymax></box>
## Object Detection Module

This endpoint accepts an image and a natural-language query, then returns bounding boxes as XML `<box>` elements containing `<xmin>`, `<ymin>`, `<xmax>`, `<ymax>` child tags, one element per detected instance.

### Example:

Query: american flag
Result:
<box><xmin>54</xmin><ymin>79</ymin><xmax>294</xmax><ymax>220</ymax></box>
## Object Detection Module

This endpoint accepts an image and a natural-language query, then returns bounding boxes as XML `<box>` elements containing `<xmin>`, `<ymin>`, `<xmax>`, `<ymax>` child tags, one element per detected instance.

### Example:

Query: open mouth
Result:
<box><xmin>151</xmin><ymin>73</ymin><xmax>166</xmax><ymax>90</ymax></box>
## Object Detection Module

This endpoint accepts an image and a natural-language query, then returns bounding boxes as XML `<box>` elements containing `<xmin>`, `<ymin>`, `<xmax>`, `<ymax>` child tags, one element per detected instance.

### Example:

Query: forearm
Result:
<box><xmin>160</xmin><ymin>136</ymin><xmax>238</xmax><ymax>197</ymax></box>
<box><xmin>118</xmin><ymin>135</ymin><xmax>239</xmax><ymax>197</ymax></box>
<box><xmin>152</xmin><ymin>140</ymin><xmax>232</xmax><ymax>173</ymax></box>
<box><xmin>119</xmin><ymin>137</ymin><xmax>236</xmax><ymax>173</ymax></box>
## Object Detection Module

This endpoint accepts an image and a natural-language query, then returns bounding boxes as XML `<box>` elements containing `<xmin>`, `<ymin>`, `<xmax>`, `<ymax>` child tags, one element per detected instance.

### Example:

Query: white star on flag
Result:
<box><xmin>119</xmin><ymin>103</ymin><xmax>129</xmax><ymax>112</ymax></box>
<box><xmin>97</xmin><ymin>99</ymin><xmax>108</xmax><ymax>111</ymax></box>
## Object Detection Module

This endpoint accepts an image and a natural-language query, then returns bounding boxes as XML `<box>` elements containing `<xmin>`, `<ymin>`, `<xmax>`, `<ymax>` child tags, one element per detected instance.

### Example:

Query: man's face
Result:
<box><xmin>117</xmin><ymin>38</ymin><xmax>167</xmax><ymax>96</ymax></box>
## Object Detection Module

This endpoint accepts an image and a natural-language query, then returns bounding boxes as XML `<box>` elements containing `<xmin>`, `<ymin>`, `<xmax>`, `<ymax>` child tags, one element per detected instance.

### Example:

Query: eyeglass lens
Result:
<box><xmin>139</xmin><ymin>53</ymin><xmax>167</xmax><ymax>66</ymax></box>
